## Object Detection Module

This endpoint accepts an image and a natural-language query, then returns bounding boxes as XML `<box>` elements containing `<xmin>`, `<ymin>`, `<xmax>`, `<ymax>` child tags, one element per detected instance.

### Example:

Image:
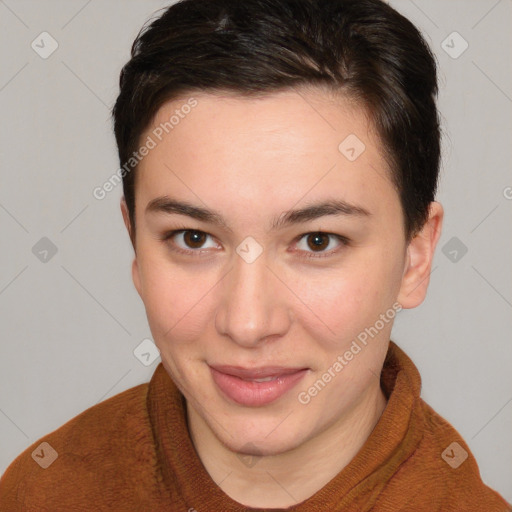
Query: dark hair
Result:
<box><xmin>113</xmin><ymin>0</ymin><xmax>440</xmax><ymax>243</ymax></box>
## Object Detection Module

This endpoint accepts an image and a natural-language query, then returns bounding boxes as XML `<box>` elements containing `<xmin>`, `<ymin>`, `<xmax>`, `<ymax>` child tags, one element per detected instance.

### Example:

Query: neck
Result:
<box><xmin>187</xmin><ymin>381</ymin><xmax>388</xmax><ymax>508</ymax></box>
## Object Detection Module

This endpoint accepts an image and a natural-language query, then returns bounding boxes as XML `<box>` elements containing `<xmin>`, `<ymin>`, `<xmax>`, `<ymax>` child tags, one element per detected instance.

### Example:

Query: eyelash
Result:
<box><xmin>161</xmin><ymin>227</ymin><xmax>350</xmax><ymax>260</ymax></box>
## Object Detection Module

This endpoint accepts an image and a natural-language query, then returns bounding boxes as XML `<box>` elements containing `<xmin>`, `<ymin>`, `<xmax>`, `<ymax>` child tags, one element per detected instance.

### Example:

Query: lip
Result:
<box><xmin>209</xmin><ymin>365</ymin><xmax>309</xmax><ymax>407</ymax></box>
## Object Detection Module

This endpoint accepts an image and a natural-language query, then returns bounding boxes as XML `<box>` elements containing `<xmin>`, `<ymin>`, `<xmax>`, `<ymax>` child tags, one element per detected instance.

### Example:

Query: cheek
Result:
<box><xmin>138</xmin><ymin>252</ymin><xmax>214</xmax><ymax>344</ymax></box>
<box><xmin>292</xmin><ymin>255</ymin><xmax>397</xmax><ymax>347</ymax></box>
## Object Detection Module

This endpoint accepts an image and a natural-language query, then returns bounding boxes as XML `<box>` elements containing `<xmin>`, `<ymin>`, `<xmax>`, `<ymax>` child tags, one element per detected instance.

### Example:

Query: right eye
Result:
<box><xmin>162</xmin><ymin>229</ymin><xmax>221</xmax><ymax>256</ymax></box>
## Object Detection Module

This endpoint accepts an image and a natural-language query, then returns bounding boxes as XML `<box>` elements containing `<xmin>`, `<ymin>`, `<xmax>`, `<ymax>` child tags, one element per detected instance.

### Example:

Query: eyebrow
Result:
<box><xmin>145</xmin><ymin>196</ymin><xmax>371</xmax><ymax>232</ymax></box>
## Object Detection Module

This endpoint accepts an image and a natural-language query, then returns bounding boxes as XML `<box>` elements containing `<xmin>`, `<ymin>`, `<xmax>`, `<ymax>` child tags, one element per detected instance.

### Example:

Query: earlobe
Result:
<box><xmin>397</xmin><ymin>201</ymin><xmax>444</xmax><ymax>309</ymax></box>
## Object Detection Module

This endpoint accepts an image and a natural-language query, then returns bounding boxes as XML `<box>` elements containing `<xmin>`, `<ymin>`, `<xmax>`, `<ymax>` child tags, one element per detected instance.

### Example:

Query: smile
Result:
<box><xmin>209</xmin><ymin>365</ymin><xmax>309</xmax><ymax>407</ymax></box>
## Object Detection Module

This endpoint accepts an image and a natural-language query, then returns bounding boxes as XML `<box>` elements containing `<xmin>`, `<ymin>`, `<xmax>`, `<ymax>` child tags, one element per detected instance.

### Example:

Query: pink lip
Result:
<box><xmin>209</xmin><ymin>365</ymin><xmax>309</xmax><ymax>407</ymax></box>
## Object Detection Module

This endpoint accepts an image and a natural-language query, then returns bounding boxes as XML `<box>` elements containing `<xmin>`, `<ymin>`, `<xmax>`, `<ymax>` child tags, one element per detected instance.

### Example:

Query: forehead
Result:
<box><xmin>136</xmin><ymin>88</ymin><xmax>399</xmax><ymax>227</ymax></box>
<box><xmin>149</xmin><ymin>88</ymin><xmax>378</xmax><ymax>159</ymax></box>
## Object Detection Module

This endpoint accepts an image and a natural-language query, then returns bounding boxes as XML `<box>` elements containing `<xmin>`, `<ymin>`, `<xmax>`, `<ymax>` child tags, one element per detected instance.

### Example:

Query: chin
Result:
<box><xmin>214</xmin><ymin>415</ymin><xmax>310</xmax><ymax>457</ymax></box>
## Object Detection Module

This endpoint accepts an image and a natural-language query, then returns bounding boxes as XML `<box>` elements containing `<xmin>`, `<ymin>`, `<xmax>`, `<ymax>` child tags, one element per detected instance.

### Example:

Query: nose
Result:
<box><xmin>215</xmin><ymin>251</ymin><xmax>291</xmax><ymax>349</ymax></box>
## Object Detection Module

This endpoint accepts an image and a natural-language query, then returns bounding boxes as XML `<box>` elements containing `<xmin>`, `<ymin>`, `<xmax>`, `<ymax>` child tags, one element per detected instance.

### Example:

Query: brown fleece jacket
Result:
<box><xmin>0</xmin><ymin>341</ymin><xmax>510</xmax><ymax>511</ymax></box>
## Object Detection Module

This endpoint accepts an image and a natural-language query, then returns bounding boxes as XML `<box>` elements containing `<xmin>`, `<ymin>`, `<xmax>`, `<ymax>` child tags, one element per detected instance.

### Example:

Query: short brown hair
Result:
<box><xmin>113</xmin><ymin>0</ymin><xmax>440</xmax><ymax>242</ymax></box>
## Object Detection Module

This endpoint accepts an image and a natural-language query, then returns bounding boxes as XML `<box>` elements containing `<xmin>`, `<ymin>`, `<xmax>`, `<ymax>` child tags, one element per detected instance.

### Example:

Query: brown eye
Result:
<box><xmin>295</xmin><ymin>232</ymin><xmax>348</xmax><ymax>259</ymax></box>
<box><xmin>163</xmin><ymin>229</ymin><xmax>219</xmax><ymax>255</ymax></box>
<box><xmin>183</xmin><ymin>230</ymin><xmax>207</xmax><ymax>248</ymax></box>
<box><xmin>306</xmin><ymin>233</ymin><xmax>330</xmax><ymax>251</ymax></box>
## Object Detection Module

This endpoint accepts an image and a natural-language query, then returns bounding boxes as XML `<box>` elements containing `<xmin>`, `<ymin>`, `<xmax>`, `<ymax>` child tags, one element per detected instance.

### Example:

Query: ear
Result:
<box><xmin>120</xmin><ymin>198</ymin><xmax>142</xmax><ymax>297</ymax></box>
<box><xmin>397</xmin><ymin>201</ymin><xmax>444</xmax><ymax>309</ymax></box>
<box><xmin>120</xmin><ymin>197</ymin><xmax>134</xmax><ymax>246</ymax></box>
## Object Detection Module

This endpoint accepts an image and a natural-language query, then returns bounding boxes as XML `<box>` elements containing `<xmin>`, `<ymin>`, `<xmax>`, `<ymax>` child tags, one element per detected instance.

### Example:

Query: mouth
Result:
<box><xmin>209</xmin><ymin>364</ymin><xmax>309</xmax><ymax>407</ymax></box>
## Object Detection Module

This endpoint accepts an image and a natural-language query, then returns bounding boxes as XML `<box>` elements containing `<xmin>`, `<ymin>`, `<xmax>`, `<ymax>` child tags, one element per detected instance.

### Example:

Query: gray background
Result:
<box><xmin>0</xmin><ymin>0</ymin><xmax>511</xmax><ymax>502</ymax></box>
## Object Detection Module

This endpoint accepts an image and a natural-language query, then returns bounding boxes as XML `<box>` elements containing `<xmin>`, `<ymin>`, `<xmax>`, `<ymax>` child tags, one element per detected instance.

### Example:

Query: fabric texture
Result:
<box><xmin>1</xmin><ymin>341</ymin><xmax>510</xmax><ymax>511</ymax></box>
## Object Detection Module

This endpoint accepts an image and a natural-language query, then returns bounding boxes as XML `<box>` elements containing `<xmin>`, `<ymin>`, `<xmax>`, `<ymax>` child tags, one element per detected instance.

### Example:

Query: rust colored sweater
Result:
<box><xmin>0</xmin><ymin>341</ymin><xmax>510</xmax><ymax>511</ymax></box>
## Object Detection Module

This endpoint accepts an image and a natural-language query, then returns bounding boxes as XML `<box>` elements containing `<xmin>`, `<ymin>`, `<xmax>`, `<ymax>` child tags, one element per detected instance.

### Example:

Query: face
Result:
<box><xmin>127</xmin><ymin>88</ymin><xmax>412</xmax><ymax>456</ymax></box>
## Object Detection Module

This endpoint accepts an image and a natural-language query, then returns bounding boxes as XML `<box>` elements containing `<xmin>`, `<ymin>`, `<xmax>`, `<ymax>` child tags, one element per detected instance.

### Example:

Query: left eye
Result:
<box><xmin>295</xmin><ymin>232</ymin><xmax>346</xmax><ymax>256</ymax></box>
